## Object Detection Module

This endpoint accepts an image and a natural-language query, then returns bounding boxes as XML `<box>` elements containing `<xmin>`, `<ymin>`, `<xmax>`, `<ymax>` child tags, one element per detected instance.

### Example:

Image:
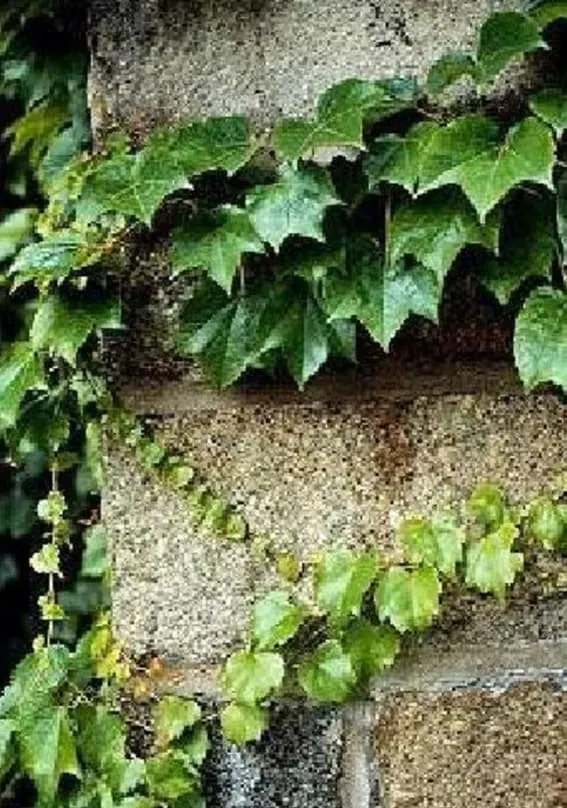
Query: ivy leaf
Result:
<box><xmin>480</xmin><ymin>190</ymin><xmax>556</xmax><ymax>303</ymax></box>
<box><xmin>221</xmin><ymin>651</ymin><xmax>284</xmax><ymax>704</ymax></box>
<box><xmin>375</xmin><ymin>565</ymin><xmax>441</xmax><ymax>633</ymax></box>
<box><xmin>220</xmin><ymin>702</ymin><xmax>268</xmax><ymax>745</ymax></box>
<box><xmin>252</xmin><ymin>590</ymin><xmax>305</xmax><ymax>651</ymax></box>
<box><xmin>530</xmin><ymin>0</ymin><xmax>567</xmax><ymax>27</ymax></box>
<box><xmin>155</xmin><ymin>697</ymin><xmax>201</xmax><ymax>750</ymax></box>
<box><xmin>343</xmin><ymin>620</ymin><xmax>400</xmax><ymax>680</ymax></box>
<box><xmin>390</xmin><ymin>189</ymin><xmax>497</xmax><ymax>283</ymax></box>
<box><xmin>514</xmin><ymin>287</ymin><xmax>567</xmax><ymax>391</ymax></box>
<box><xmin>314</xmin><ymin>550</ymin><xmax>378</xmax><ymax>622</ymax></box>
<box><xmin>274</xmin><ymin>78</ymin><xmax>415</xmax><ymax>160</ymax></box>
<box><xmin>400</xmin><ymin>514</ymin><xmax>465</xmax><ymax>578</ymax></box>
<box><xmin>422</xmin><ymin>117</ymin><xmax>555</xmax><ymax>222</ymax></box>
<box><xmin>80</xmin><ymin>524</ymin><xmax>108</xmax><ymax>578</ymax></box>
<box><xmin>426</xmin><ymin>52</ymin><xmax>477</xmax><ymax>95</ymax></box>
<box><xmin>324</xmin><ymin>236</ymin><xmax>440</xmax><ymax>349</ymax></box>
<box><xmin>246</xmin><ymin>164</ymin><xmax>340</xmax><ymax>250</ymax></box>
<box><xmin>364</xmin><ymin>122</ymin><xmax>438</xmax><ymax>194</ymax></box>
<box><xmin>146</xmin><ymin>751</ymin><xmax>199</xmax><ymax>801</ymax></box>
<box><xmin>164</xmin><ymin>115</ymin><xmax>254</xmax><ymax>177</ymax></box>
<box><xmin>465</xmin><ymin>521</ymin><xmax>524</xmax><ymax>600</ymax></box>
<box><xmin>171</xmin><ymin>205</ymin><xmax>264</xmax><ymax>293</ymax></box>
<box><xmin>9</xmin><ymin>230</ymin><xmax>104</xmax><ymax>289</ymax></box>
<box><xmin>527</xmin><ymin>497</ymin><xmax>566</xmax><ymax>550</ymax></box>
<box><xmin>467</xmin><ymin>482</ymin><xmax>506</xmax><ymax>529</ymax></box>
<box><xmin>19</xmin><ymin>706</ymin><xmax>80</xmax><ymax>803</ymax></box>
<box><xmin>476</xmin><ymin>12</ymin><xmax>545</xmax><ymax>83</ymax></box>
<box><xmin>530</xmin><ymin>89</ymin><xmax>567</xmax><ymax>136</ymax></box>
<box><xmin>76</xmin><ymin>705</ymin><xmax>130</xmax><ymax>796</ymax></box>
<box><xmin>430</xmin><ymin>514</ymin><xmax>466</xmax><ymax>578</ymax></box>
<box><xmin>0</xmin><ymin>645</ymin><xmax>70</xmax><ymax>718</ymax></box>
<box><xmin>298</xmin><ymin>640</ymin><xmax>356</xmax><ymax>703</ymax></box>
<box><xmin>0</xmin><ymin>342</ymin><xmax>46</xmax><ymax>431</ymax></box>
<box><xmin>30</xmin><ymin>295</ymin><xmax>121</xmax><ymax>365</ymax></box>
<box><xmin>0</xmin><ymin>207</ymin><xmax>36</xmax><ymax>262</ymax></box>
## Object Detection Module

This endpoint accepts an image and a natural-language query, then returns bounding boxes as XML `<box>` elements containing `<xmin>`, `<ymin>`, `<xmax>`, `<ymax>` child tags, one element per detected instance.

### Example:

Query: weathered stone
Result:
<box><xmin>88</xmin><ymin>0</ymin><xmax>526</xmax><ymax>136</ymax></box>
<box><xmin>373</xmin><ymin>681</ymin><xmax>567</xmax><ymax>808</ymax></box>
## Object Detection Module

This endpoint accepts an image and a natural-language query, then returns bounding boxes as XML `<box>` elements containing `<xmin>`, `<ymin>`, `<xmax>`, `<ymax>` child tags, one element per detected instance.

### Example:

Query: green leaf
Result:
<box><xmin>30</xmin><ymin>543</ymin><xmax>60</xmax><ymax>575</ymax></box>
<box><xmin>559</xmin><ymin>173</ymin><xmax>567</xmax><ymax>261</ymax></box>
<box><xmin>530</xmin><ymin>0</ymin><xmax>567</xmax><ymax>27</ymax></box>
<box><xmin>252</xmin><ymin>590</ymin><xmax>305</xmax><ymax>651</ymax></box>
<box><xmin>0</xmin><ymin>645</ymin><xmax>70</xmax><ymax>718</ymax></box>
<box><xmin>314</xmin><ymin>550</ymin><xmax>377</xmax><ymax>622</ymax></box>
<box><xmin>298</xmin><ymin>640</ymin><xmax>356</xmax><ymax>703</ymax></box>
<box><xmin>146</xmin><ymin>750</ymin><xmax>199</xmax><ymax>801</ymax></box>
<box><xmin>375</xmin><ymin>565</ymin><xmax>441</xmax><ymax>633</ymax></box>
<box><xmin>76</xmin><ymin>705</ymin><xmax>130</xmax><ymax>795</ymax></box>
<box><xmin>390</xmin><ymin>189</ymin><xmax>497</xmax><ymax>283</ymax></box>
<box><xmin>467</xmin><ymin>482</ymin><xmax>506</xmax><ymax>528</ymax></box>
<box><xmin>0</xmin><ymin>342</ymin><xmax>46</xmax><ymax>431</ymax></box>
<box><xmin>0</xmin><ymin>719</ymin><xmax>15</xmax><ymax>781</ymax></box>
<box><xmin>324</xmin><ymin>236</ymin><xmax>440</xmax><ymax>349</ymax></box>
<box><xmin>6</xmin><ymin>100</ymin><xmax>69</xmax><ymax>167</ymax></box>
<box><xmin>342</xmin><ymin>620</ymin><xmax>400</xmax><ymax>680</ymax></box>
<box><xmin>274</xmin><ymin>78</ymin><xmax>415</xmax><ymax>160</ymax></box>
<box><xmin>222</xmin><ymin>651</ymin><xmax>284</xmax><ymax>704</ymax></box>
<box><xmin>30</xmin><ymin>295</ymin><xmax>121</xmax><ymax>365</ymax></box>
<box><xmin>9</xmin><ymin>230</ymin><xmax>103</xmax><ymax>289</ymax></box>
<box><xmin>0</xmin><ymin>207</ymin><xmax>36</xmax><ymax>262</ymax></box>
<box><xmin>220</xmin><ymin>702</ymin><xmax>268</xmax><ymax>745</ymax></box>
<box><xmin>171</xmin><ymin>205</ymin><xmax>265</xmax><ymax>293</ymax></box>
<box><xmin>465</xmin><ymin>521</ymin><xmax>524</xmax><ymax>599</ymax></box>
<box><xmin>364</xmin><ymin>122</ymin><xmax>438</xmax><ymax>194</ymax></box>
<box><xmin>19</xmin><ymin>706</ymin><xmax>80</xmax><ymax>803</ymax></box>
<box><xmin>480</xmin><ymin>190</ymin><xmax>556</xmax><ymax>303</ymax></box>
<box><xmin>514</xmin><ymin>287</ymin><xmax>567</xmax><ymax>391</ymax></box>
<box><xmin>80</xmin><ymin>525</ymin><xmax>108</xmax><ymax>578</ymax></box>
<box><xmin>527</xmin><ymin>497</ymin><xmax>566</xmax><ymax>550</ymax></box>
<box><xmin>246</xmin><ymin>164</ymin><xmax>340</xmax><ymax>250</ymax></box>
<box><xmin>180</xmin><ymin>724</ymin><xmax>210</xmax><ymax>766</ymax></box>
<box><xmin>426</xmin><ymin>52</ymin><xmax>477</xmax><ymax>95</ymax></box>
<box><xmin>155</xmin><ymin>696</ymin><xmax>201</xmax><ymax>750</ymax></box>
<box><xmin>476</xmin><ymin>12</ymin><xmax>544</xmax><ymax>83</ymax></box>
<box><xmin>163</xmin><ymin>115</ymin><xmax>254</xmax><ymax>177</ymax></box>
<box><xmin>429</xmin><ymin>513</ymin><xmax>466</xmax><ymax>578</ymax></box>
<box><xmin>529</xmin><ymin>89</ymin><xmax>567</xmax><ymax>135</ymax></box>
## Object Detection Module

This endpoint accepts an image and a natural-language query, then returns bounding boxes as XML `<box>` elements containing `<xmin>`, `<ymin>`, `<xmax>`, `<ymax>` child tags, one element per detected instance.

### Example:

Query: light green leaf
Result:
<box><xmin>324</xmin><ymin>236</ymin><xmax>440</xmax><ymax>349</ymax></box>
<box><xmin>30</xmin><ymin>295</ymin><xmax>121</xmax><ymax>365</ymax></box>
<box><xmin>476</xmin><ymin>12</ymin><xmax>545</xmax><ymax>83</ymax></box>
<box><xmin>9</xmin><ymin>230</ymin><xmax>103</xmax><ymax>289</ymax></box>
<box><xmin>375</xmin><ymin>565</ymin><xmax>441</xmax><ymax>633</ymax></box>
<box><xmin>0</xmin><ymin>645</ymin><xmax>70</xmax><ymax>719</ymax></box>
<box><xmin>252</xmin><ymin>590</ymin><xmax>305</xmax><ymax>651</ymax></box>
<box><xmin>80</xmin><ymin>525</ymin><xmax>108</xmax><ymax>578</ymax></box>
<box><xmin>298</xmin><ymin>640</ymin><xmax>356</xmax><ymax>703</ymax></box>
<box><xmin>430</xmin><ymin>513</ymin><xmax>466</xmax><ymax>578</ymax></box>
<box><xmin>399</xmin><ymin>517</ymin><xmax>438</xmax><ymax>567</ymax></box>
<box><xmin>530</xmin><ymin>89</ymin><xmax>567</xmax><ymax>135</ymax></box>
<box><xmin>274</xmin><ymin>77</ymin><xmax>415</xmax><ymax>160</ymax></box>
<box><xmin>76</xmin><ymin>705</ymin><xmax>130</xmax><ymax>795</ymax></box>
<box><xmin>465</xmin><ymin>521</ymin><xmax>523</xmax><ymax>599</ymax></box>
<box><xmin>222</xmin><ymin>651</ymin><xmax>284</xmax><ymax>704</ymax></box>
<box><xmin>155</xmin><ymin>696</ymin><xmax>201</xmax><ymax>750</ymax></box>
<box><xmin>390</xmin><ymin>189</ymin><xmax>497</xmax><ymax>283</ymax></box>
<box><xmin>0</xmin><ymin>719</ymin><xmax>15</xmax><ymax>781</ymax></box>
<box><xmin>467</xmin><ymin>482</ymin><xmax>506</xmax><ymax>528</ymax></box>
<box><xmin>146</xmin><ymin>750</ymin><xmax>198</xmax><ymax>801</ymax></box>
<box><xmin>480</xmin><ymin>190</ymin><xmax>556</xmax><ymax>303</ymax></box>
<box><xmin>0</xmin><ymin>342</ymin><xmax>46</xmax><ymax>431</ymax></box>
<box><xmin>30</xmin><ymin>543</ymin><xmax>60</xmax><ymax>575</ymax></box>
<box><xmin>426</xmin><ymin>52</ymin><xmax>477</xmax><ymax>95</ymax></box>
<box><xmin>343</xmin><ymin>620</ymin><xmax>400</xmax><ymax>680</ymax></box>
<box><xmin>514</xmin><ymin>287</ymin><xmax>567</xmax><ymax>391</ymax></box>
<box><xmin>314</xmin><ymin>550</ymin><xmax>377</xmax><ymax>622</ymax></box>
<box><xmin>527</xmin><ymin>497</ymin><xmax>566</xmax><ymax>550</ymax></box>
<box><xmin>220</xmin><ymin>702</ymin><xmax>268</xmax><ymax>745</ymax></box>
<box><xmin>529</xmin><ymin>0</ymin><xmax>567</xmax><ymax>28</ymax></box>
<box><xmin>0</xmin><ymin>208</ymin><xmax>36</xmax><ymax>262</ymax></box>
<box><xmin>171</xmin><ymin>205</ymin><xmax>265</xmax><ymax>293</ymax></box>
<box><xmin>246</xmin><ymin>164</ymin><xmax>340</xmax><ymax>250</ymax></box>
<box><xmin>19</xmin><ymin>706</ymin><xmax>80</xmax><ymax>802</ymax></box>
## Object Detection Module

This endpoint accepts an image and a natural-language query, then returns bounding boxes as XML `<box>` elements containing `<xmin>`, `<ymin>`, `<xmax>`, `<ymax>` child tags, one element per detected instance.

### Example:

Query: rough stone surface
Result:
<box><xmin>203</xmin><ymin>705</ymin><xmax>343</xmax><ymax>808</ymax></box>
<box><xmin>88</xmin><ymin>0</ymin><xmax>525</xmax><ymax>135</ymax></box>
<box><xmin>373</xmin><ymin>681</ymin><xmax>567</xmax><ymax>808</ymax></box>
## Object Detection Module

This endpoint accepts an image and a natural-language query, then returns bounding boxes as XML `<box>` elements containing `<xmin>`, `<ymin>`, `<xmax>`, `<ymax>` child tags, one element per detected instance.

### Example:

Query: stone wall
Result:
<box><xmin>90</xmin><ymin>0</ymin><xmax>567</xmax><ymax>805</ymax></box>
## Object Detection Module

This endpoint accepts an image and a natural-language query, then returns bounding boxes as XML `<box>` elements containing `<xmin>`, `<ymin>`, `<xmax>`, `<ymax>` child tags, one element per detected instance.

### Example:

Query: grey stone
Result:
<box><xmin>88</xmin><ymin>0</ymin><xmax>526</xmax><ymax>136</ymax></box>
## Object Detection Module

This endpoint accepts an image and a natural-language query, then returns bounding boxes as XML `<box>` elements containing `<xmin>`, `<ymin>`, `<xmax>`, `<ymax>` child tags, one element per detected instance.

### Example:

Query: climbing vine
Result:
<box><xmin>1</xmin><ymin>0</ymin><xmax>567</xmax><ymax>804</ymax></box>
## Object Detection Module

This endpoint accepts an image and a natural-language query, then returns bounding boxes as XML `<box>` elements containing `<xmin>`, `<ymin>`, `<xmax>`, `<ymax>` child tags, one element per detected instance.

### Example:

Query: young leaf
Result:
<box><xmin>221</xmin><ymin>651</ymin><xmax>284</xmax><ymax>704</ymax></box>
<box><xmin>252</xmin><ymin>590</ymin><xmax>305</xmax><ymax>651</ymax></box>
<box><xmin>314</xmin><ymin>550</ymin><xmax>377</xmax><ymax>622</ymax></box>
<box><xmin>246</xmin><ymin>164</ymin><xmax>340</xmax><ymax>250</ymax></box>
<box><xmin>529</xmin><ymin>89</ymin><xmax>567</xmax><ymax>136</ymax></box>
<box><xmin>171</xmin><ymin>205</ymin><xmax>264</xmax><ymax>293</ymax></box>
<box><xmin>514</xmin><ymin>287</ymin><xmax>567</xmax><ymax>391</ymax></box>
<box><xmin>19</xmin><ymin>706</ymin><xmax>80</xmax><ymax>802</ymax></box>
<box><xmin>30</xmin><ymin>295</ymin><xmax>121</xmax><ymax>365</ymax></box>
<box><xmin>0</xmin><ymin>342</ymin><xmax>46</xmax><ymax>431</ymax></box>
<box><xmin>480</xmin><ymin>190</ymin><xmax>556</xmax><ymax>304</ymax></box>
<box><xmin>298</xmin><ymin>640</ymin><xmax>356</xmax><ymax>702</ymax></box>
<box><xmin>220</xmin><ymin>702</ymin><xmax>268</xmax><ymax>745</ymax></box>
<box><xmin>527</xmin><ymin>498</ymin><xmax>566</xmax><ymax>550</ymax></box>
<box><xmin>426</xmin><ymin>52</ymin><xmax>477</xmax><ymax>95</ymax></box>
<box><xmin>155</xmin><ymin>696</ymin><xmax>201</xmax><ymax>750</ymax></box>
<box><xmin>465</xmin><ymin>521</ymin><xmax>523</xmax><ymax>600</ymax></box>
<box><xmin>476</xmin><ymin>12</ymin><xmax>545</xmax><ymax>83</ymax></box>
<box><xmin>375</xmin><ymin>565</ymin><xmax>441</xmax><ymax>633</ymax></box>
<box><xmin>399</xmin><ymin>517</ymin><xmax>438</xmax><ymax>567</ymax></box>
<box><xmin>390</xmin><ymin>189</ymin><xmax>497</xmax><ymax>283</ymax></box>
<box><xmin>342</xmin><ymin>619</ymin><xmax>400</xmax><ymax>680</ymax></box>
<box><xmin>467</xmin><ymin>482</ymin><xmax>506</xmax><ymax>528</ymax></box>
<box><xmin>430</xmin><ymin>513</ymin><xmax>466</xmax><ymax>578</ymax></box>
<box><xmin>274</xmin><ymin>77</ymin><xmax>415</xmax><ymax>160</ymax></box>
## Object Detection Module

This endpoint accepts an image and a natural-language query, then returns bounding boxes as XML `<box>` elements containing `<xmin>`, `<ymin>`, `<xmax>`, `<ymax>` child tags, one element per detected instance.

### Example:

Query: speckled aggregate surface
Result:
<box><xmin>374</xmin><ymin>681</ymin><xmax>567</xmax><ymax>807</ymax></box>
<box><xmin>88</xmin><ymin>0</ymin><xmax>526</xmax><ymax>135</ymax></box>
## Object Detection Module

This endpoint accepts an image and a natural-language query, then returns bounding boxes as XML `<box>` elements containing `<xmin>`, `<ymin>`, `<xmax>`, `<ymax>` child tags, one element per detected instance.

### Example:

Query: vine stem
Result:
<box><xmin>46</xmin><ymin>466</ymin><xmax>59</xmax><ymax>647</ymax></box>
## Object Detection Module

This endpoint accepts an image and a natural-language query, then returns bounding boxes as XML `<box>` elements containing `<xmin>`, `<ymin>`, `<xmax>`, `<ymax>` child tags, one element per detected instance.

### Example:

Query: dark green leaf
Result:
<box><xmin>559</xmin><ymin>173</ymin><xmax>567</xmax><ymax>261</ymax></box>
<box><xmin>80</xmin><ymin>525</ymin><xmax>108</xmax><ymax>578</ymax></box>
<box><xmin>252</xmin><ymin>590</ymin><xmax>305</xmax><ymax>651</ymax></box>
<box><xmin>314</xmin><ymin>550</ymin><xmax>378</xmax><ymax>621</ymax></box>
<box><xmin>164</xmin><ymin>115</ymin><xmax>254</xmax><ymax>177</ymax></box>
<box><xmin>514</xmin><ymin>287</ymin><xmax>567</xmax><ymax>391</ymax></box>
<box><xmin>476</xmin><ymin>12</ymin><xmax>544</xmax><ymax>82</ymax></box>
<box><xmin>375</xmin><ymin>565</ymin><xmax>441</xmax><ymax>633</ymax></box>
<box><xmin>529</xmin><ymin>89</ymin><xmax>567</xmax><ymax>135</ymax></box>
<box><xmin>343</xmin><ymin>619</ymin><xmax>400</xmax><ymax>680</ymax></box>
<box><xmin>364</xmin><ymin>122</ymin><xmax>437</xmax><ymax>194</ymax></box>
<box><xmin>298</xmin><ymin>640</ymin><xmax>356</xmax><ymax>703</ymax></box>
<box><xmin>0</xmin><ymin>342</ymin><xmax>46</xmax><ymax>431</ymax></box>
<box><xmin>465</xmin><ymin>521</ymin><xmax>523</xmax><ymax>599</ymax></box>
<box><xmin>222</xmin><ymin>651</ymin><xmax>284</xmax><ymax>704</ymax></box>
<box><xmin>426</xmin><ymin>52</ymin><xmax>477</xmax><ymax>95</ymax></box>
<box><xmin>220</xmin><ymin>702</ymin><xmax>268</xmax><ymax>745</ymax></box>
<box><xmin>9</xmin><ymin>231</ymin><xmax>103</xmax><ymax>289</ymax></box>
